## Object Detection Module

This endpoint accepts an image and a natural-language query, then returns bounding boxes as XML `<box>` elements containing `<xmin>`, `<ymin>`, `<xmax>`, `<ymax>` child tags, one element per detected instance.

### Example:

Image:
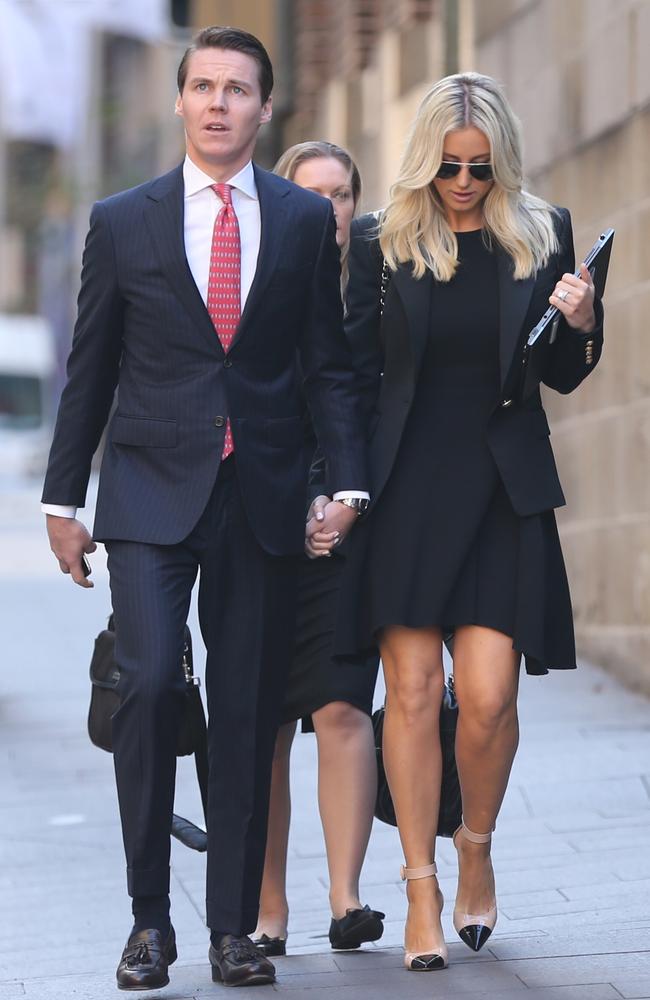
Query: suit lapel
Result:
<box><xmin>496</xmin><ymin>245</ymin><xmax>535</xmax><ymax>388</ymax></box>
<box><xmin>390</xmin><ymin>263</ymin><xmax>433</xmax><ymax>372</ymax></box>
<box><xmin>232</xmin><ymin>164</ymin><xmax>290</xmax><ymax>347</ymax></box>
<box><xmin>143</xmin><ymin>165</ymin><xmax>222</xmax><ymax>354</ymax></box>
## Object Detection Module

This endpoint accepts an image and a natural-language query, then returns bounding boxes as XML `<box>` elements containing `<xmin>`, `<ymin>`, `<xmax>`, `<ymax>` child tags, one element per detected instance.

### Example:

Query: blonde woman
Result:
<box><xmin>252</xmin><ymin>142</ymin><xmax>384</xmax><ymax>956</ymax></box>
<box><xmin>331</xmin><ymin>73</ymin><xmax>602</xmax><ymax>971</ymax></box>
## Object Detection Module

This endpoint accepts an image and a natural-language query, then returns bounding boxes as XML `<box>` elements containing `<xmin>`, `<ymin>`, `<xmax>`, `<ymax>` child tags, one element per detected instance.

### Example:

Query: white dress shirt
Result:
<box><xmin>183</xmin><ymin>155</ymin><xmax>260</xmax><ymax>312</ymax></box>
<box><xmin>42</xmin><ymin>154</ymin><xmax>366</xmax><ymax>517</ymax></box>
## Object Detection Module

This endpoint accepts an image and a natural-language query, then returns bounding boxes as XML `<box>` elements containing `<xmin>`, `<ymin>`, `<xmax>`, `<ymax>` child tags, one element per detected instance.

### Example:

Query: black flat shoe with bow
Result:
<box><xmin>252</xmin><ymin>932</ymin><xmax>287</xmax><ymax>957</ymax></box>
<box><xmin>116</xmin><ymin>926</ymin><xmax>177</xmax><ymax>990</ymax></box>
<box><xmin>329</xmin><ymin>905</ymin><xmax>385</xmax><ymax>950</ymax></box>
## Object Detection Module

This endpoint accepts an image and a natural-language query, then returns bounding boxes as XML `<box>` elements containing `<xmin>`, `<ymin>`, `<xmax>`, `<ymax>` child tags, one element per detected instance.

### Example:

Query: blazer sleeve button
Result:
<box><xmin>214</xmin><ymin>416</ymin><xmax>225</xmax><ymax>427</ymax></box>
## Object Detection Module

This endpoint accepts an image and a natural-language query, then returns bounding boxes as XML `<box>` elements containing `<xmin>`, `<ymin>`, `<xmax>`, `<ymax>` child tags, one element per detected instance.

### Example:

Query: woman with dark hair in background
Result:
<box><xmin>252</xmin><ymin>141</ymin><xmax>384</xmax><ymax>956</ymax></box>
<box><xmin>330</xmin><ymin>72</ymin><xmax>602</xmax><ymax>972</ymax></box>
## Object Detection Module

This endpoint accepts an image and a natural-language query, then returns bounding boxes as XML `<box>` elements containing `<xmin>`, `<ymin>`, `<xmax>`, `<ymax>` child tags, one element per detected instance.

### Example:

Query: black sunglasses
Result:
<box><xmin>435</xmin><ymin>161</ymin><xmax>493</xmax><ymax>182</ymax></box>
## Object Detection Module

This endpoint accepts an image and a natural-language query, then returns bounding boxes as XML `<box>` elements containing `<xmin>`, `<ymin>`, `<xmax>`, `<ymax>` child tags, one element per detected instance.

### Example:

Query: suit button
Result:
<box><xmin>214</xmin><ymin>416</ymin><xmax>225</xmax><ymax>427</ymax></box>
<box><xmin>501</xmin><ymin>398</ymin><xmax>513</xmax><ymax>408</ymax></box>
<box><xmin>223</xmin><ymin>358</ymin><xmax>233</xmax><ymax>368</ymax></box>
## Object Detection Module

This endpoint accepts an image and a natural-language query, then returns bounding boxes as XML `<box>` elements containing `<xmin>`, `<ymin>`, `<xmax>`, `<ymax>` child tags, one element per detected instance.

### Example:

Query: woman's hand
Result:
<box><xmin>306</xmin><ymin>494</ymin><xmax>330</xmax><ymax>524</ymax></box>
<box><xmin>305</xmin><ymin>494</ymin><xmax>336</xmax><ymax>558</ymax></box>
<box><xmin>549</xmin><ymin>263</ymin><xmax>596</xmax><ymax>333</ymax></box>
<box><xmin>305</xmin><ymin>500</ymin><xmax>359</xmax><ymax>558</ymax></box>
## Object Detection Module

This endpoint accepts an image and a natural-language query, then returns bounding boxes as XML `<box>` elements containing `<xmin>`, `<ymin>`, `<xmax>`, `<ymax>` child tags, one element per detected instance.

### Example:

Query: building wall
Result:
<box><xmin>473</xmin><ymin>0</ymin><xmax>650</xmax><ymax>692</ymax></box>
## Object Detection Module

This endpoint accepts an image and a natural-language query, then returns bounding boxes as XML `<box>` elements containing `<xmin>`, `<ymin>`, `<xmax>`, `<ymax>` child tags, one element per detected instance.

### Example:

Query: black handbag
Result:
<box><xmin>88</xmin><ymin>614</ymin><xmax>209</xmax><ymax>852</ymax></box>
<box><xmin>372</xmin><ymin>674</ymin><xmax>462</xmax><ymax>838</ymax></box>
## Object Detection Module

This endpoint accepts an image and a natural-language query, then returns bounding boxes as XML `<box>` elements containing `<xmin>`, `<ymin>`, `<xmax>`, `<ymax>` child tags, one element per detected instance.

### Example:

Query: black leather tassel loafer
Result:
<box><xmin>209</xmin><ymin>934</ymin><xmax>276</xmax><ymax>987</ymax></box>
<box><xmin>116</xmin><ymin>926</ymin><xmax>177</xmax><ymax>991</ymax></box>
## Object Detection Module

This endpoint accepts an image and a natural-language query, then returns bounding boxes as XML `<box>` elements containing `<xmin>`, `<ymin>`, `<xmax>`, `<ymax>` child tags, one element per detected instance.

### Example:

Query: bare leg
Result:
<box><xmin>253</xmin><ymin>721</ymin><xmax>297</xmax><ymax>941</ymax></box>
<box><xmin>312</xmin><ymin>701</ymin><xmax>376</xmax><ymax>918</ymax></box>
<box><xmin>453</xmin><ymin>625</ymin><xmax>520</xmax><ymax>917</ymax></box>
<box><xmin>379</xmin><ymin>626</ymin><xmax>446</xmax><ymax>957</ymax></box>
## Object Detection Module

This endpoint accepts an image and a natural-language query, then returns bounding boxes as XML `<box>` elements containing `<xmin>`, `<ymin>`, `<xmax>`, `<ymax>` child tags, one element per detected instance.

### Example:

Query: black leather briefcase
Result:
<box><xmin>88</xmin><ymin>615</ymin><xmax>203</xmax><ymax>757</ymax></box>
<box><xmin>88</xmin><ymin>614</ymin><xmax>209</xmax><ymax>852</ymax></box>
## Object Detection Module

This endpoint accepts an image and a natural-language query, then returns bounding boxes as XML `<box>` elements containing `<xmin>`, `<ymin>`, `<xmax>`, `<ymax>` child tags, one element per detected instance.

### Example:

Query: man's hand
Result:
<box><xmin>305</xmin><ymin>500</ymin><xmax>359</xmax><ymax>559</ymax></box>
<box><xmin>46</xmin><ymin>514</ymin><xmax>97</xmax><ymax>588</ymax></box>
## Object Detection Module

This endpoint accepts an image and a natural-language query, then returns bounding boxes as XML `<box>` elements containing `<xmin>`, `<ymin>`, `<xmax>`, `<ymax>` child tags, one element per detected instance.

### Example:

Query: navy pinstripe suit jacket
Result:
<box><xmin>42</xmin><ymin>163</ymin><xmax>368</xmax><ymax>555</ymax></box>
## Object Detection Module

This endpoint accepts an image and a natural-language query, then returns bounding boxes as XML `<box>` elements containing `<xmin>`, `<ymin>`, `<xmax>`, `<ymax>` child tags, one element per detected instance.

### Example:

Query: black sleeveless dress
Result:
<box><xmin>344</xmin><ymin>229</ymin><xmax>575</xmax><ymax>675</ymax></box>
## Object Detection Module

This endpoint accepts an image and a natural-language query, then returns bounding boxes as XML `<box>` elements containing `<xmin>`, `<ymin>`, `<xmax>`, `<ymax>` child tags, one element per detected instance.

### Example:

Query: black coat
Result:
<box><xmin>42</xmin><ymin>163</ymin><xmax>368</xmax><ymax>554</ymax></box>
<box><xmin>346</xmin><ymin>208</ymin><xmax>603</xmax><ymax>517</ymax></box>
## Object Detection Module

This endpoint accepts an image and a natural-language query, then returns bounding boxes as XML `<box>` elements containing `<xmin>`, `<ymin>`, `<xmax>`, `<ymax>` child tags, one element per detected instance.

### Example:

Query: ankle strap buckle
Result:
<box><xmin>400</xmin><ymin>862</ymin><xmax>438</xmax><ymax>881</ymax></box>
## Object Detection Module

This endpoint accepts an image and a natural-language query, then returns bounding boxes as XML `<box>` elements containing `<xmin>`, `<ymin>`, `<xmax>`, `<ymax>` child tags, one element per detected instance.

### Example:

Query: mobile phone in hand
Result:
<box><xmin>81</xmin><ymin>554</ymin><xmax>92</xmax><ymax>577</ymax></box>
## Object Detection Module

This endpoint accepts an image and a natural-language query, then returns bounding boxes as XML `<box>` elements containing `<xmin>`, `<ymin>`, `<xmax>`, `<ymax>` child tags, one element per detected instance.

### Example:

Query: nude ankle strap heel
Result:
<box><xmin>453</xmin><ymin>820</ymin><xmax>497</xmax><ymax>952</ymax></box>
<box><xmin>400</xmin><ymin>862</ymin><xmax>448</xmax><ymax>972</ymax></box>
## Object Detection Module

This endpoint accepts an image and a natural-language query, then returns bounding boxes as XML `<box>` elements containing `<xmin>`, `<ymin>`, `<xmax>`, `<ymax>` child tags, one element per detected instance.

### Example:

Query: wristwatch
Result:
<box><xmin>335</xmin><ymin>497</ymin><xmax>370</xmax><ymax>517</ymax></box>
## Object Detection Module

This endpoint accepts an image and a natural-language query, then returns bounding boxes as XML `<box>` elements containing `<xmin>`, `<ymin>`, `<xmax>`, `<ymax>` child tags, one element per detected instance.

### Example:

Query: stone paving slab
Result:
<box><xmin>508</xmin><ymin>952</ymin><xmax>650</xmax><ymax>990</ymax></box>
<box><xmin>489</xmin><ymin>926</ymin><xmax>650</xmax><ymax>960</ymax></box>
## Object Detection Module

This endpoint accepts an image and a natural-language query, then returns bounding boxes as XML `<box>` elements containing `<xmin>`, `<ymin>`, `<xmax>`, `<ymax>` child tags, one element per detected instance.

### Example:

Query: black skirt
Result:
<box><xmin>282</xmin><ymin>553</ymin><xmax>379</xmax><ymax>732</ymax></box>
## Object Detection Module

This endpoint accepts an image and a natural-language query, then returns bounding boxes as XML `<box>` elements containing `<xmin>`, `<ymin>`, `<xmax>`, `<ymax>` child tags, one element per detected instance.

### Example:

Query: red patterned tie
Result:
<box><xmin>207</xmin><ymin>182</ymin><xmax>240</xmax><ymax>459</ymax></box>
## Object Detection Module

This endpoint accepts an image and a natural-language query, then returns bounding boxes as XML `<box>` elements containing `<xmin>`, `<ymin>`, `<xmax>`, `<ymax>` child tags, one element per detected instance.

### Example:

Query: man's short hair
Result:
<box><xmin>177</xmin><ymin>26</ymin><xmax>274</xmax><ymax>103</ymax></box>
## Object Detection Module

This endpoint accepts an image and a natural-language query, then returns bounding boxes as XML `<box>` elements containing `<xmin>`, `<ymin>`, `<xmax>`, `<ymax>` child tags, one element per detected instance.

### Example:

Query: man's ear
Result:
<box><xmin>260</xmin><ymin>96</ymin><xmax>272</xmax><ymax>126</ymax></box>
<box><xmin>174</xmin><ymin>94</ymin><xmax>184</xmax><ymax>118</ymax></box>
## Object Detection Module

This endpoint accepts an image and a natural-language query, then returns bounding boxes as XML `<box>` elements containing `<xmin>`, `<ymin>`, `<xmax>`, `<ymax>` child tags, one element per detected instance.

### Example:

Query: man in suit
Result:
<box><xmin>42</xmin><ymin>26</ymin><xmax>367</xmax><ymax>990</ymax></box>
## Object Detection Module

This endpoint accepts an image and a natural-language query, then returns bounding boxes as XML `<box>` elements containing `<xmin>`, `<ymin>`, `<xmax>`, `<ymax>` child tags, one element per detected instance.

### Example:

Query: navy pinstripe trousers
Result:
<box><xmin>106</xmin><ymin>458</ymin><xmax>299</xmax><ymax>934</ymax></box>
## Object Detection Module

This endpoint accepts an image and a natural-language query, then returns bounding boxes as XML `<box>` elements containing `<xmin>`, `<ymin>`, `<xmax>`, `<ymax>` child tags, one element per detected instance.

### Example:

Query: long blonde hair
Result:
<box><xmin>380</xmin><ymin>72</ymin><xmax>558</xmax><ymax>282</ymax></box>
<box><xmin>274</xmin><ymin>141</ymin><xmax>362</xmax><ymax>291</ymax></box>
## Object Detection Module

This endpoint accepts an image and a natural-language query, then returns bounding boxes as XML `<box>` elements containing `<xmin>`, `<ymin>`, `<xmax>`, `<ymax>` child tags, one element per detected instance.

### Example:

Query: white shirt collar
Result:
<box><xmin>183</xmin><ymin>155</ymin><xmax>257</xmax><ymax>200</ymax></box>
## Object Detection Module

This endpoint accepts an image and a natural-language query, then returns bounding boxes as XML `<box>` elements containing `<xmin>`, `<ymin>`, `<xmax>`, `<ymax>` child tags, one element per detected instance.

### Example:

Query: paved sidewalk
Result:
<box><xmin>1</xmin><ymin>478</ymin><xmax>650</xmax><ymax>999</ymax></box>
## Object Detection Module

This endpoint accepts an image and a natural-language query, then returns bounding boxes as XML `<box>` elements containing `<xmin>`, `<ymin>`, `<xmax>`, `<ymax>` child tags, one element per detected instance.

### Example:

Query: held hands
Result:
<box><xmin>46</xmin><ymin>514</ymin><xmax>97</xmax><ymax>588</ymax></box>
<box><xmin>549</xmin><ymin>263</ymin><xmax>596</xmax><ymax>333</ymax></box>
<box><xmin>305</xmin><ymin>495</ymin><xmax>359</xmax><ymax>559</ymax></box>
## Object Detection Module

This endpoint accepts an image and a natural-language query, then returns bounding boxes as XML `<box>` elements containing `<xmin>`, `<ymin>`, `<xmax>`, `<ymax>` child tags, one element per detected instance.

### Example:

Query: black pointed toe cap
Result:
<box><xmin>408</xmin><ymin>953</ymin><xmax>447</xmax><ymax>970</ymax></box>
<box><xmin>458</xmin><ymin>923</ymin><xmax>492</xmax><ymax>952</ymax></box>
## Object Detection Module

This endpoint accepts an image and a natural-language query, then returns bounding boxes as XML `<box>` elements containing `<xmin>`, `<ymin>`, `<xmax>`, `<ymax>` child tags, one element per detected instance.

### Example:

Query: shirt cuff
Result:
<box><xmin>42</xmin><ymin>503</ymin><xmax>77</xmax><ymax>518</ymax></box>
<box><xmin>333</xmin><ymin>491</ymin><xmax>370</xmax><ymax>501</ymax></box>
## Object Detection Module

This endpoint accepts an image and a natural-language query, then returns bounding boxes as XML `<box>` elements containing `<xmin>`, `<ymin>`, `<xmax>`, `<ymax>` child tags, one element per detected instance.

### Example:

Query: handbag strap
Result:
<box><xmin>186</xmin><ymin>687</ymin><xmax>209</xmax><ymax>825</ymax></box>
<box><xmin>180</xmin><ymin>628</ymin><xmax>209</xmax><ymax>824</ymax></box>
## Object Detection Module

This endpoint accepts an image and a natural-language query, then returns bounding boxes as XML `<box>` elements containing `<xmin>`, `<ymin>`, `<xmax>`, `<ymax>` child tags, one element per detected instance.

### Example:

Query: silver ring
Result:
<box><xmin>557</xmin><ymin>288</ymin><xmax>569</xmax><ymax>302</ymax></box>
